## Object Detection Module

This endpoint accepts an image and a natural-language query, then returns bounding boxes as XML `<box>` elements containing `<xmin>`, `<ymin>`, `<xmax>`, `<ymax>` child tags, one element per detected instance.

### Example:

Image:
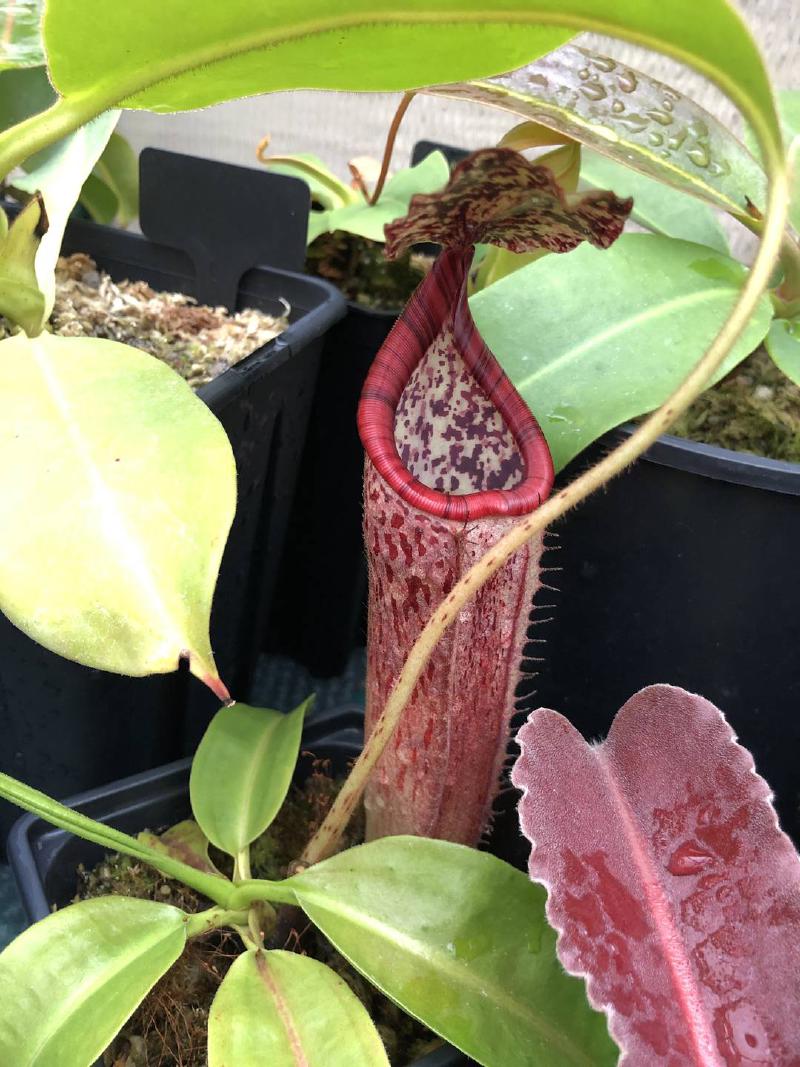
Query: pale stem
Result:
<box><xmin>234</xmin><ymin>848</ymin><xmax>252</xmax><ymax>882</ymax></box>
<box><xmin>369</xmin><ymin>91</ymin><xmax>416</xmax><ymax>206</ymax></box>
<box><xmin>300</xmin><ymin>162</ymin><xmax>790</xmax><ymax>868</ymax></box>
<box><xmin>184</xmin><ymin>906</ymin><xmax>249</xmax><ymax>939</ymax></box>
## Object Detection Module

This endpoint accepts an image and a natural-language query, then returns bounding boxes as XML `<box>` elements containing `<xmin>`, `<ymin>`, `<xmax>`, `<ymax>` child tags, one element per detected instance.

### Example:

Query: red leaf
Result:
<box><xmin>512</xmin><ymin>685</ymin><xmax>800</xmax><ymax>1066</ymax></box>
<box><xmin>384</xmin><ymin>146</ymin><xmax>632</xmax><ymax>258</ymax></box>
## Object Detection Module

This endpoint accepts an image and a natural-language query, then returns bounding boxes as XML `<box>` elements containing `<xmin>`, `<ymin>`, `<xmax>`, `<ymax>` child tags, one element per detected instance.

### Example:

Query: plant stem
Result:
<box><xmin>299</xmin><ymin>160</ymin><xmax>791</xmax><ymax>869</ymax></box>
<box><xmin>369</xmin><ymin>91</ymin><xmax>416</xmax><ymax>206</ymax></box>
<box><xmin>228</xmin><ymin>879</ymin><xmax>298</xmax><ymax>910</ymax></box>
<box><xmin>184</xmin><ymin>906</ymin><xmax>249</xmax><ymax>939</ymax></box>
<box><xmin>234</xmin><ymin>849</ymin><xmax>252</xmax><ymax>882</ymax></box>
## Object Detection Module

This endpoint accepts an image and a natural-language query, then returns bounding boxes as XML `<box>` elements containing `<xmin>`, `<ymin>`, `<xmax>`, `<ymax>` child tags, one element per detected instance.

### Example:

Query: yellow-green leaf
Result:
<box><xmin>0</xmin><ymin>192</ymin><xmax>46</xmax><ymax>334</ymax></box>
<box><xmin>190</xmin><ymin>699</ymin><xmax>309</xmax><ymax>856</ymax></box>
<box><xmin>208</xmin><ymin>949</ymin><xmax>390</xmax><ymax>1067</ymax></box>
<box><xmin>0</xmin><ymin>896</ymin><xmax>186</xmax><ymax>1067</ymax></box>
<box><xmin>0</xmin><ymin>331</ymin><xmax>236</xmax><ymax>688</ymax></box>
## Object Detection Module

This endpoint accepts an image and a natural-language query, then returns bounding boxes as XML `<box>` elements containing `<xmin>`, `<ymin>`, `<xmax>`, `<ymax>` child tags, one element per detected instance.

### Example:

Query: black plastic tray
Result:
<box><xmin>0</xmin><ymin>150</ymin><xmax>346</xmax><ymax>847</ymax></box>
<box><xmin>8</xmin><ymin>707</ymin><xmax>467</xmax><ymax>1067</ymax></box>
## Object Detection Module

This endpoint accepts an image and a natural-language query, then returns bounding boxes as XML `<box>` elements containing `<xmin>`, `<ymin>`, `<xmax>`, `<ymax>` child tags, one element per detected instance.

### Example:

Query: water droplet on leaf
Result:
<box><xmin>667</xmin><ymin>840</ymin><xmax>715</xmax><ymax>875</ymax></box>
<box><xmin>617</xmin><ymin>70</ymin><xmax>638</xmax><ymax>93</ymax></box>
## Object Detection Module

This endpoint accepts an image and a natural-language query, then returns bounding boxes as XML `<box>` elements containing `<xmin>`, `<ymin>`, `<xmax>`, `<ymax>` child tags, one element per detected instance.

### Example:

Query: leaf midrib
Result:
<box><xmin>296</xmin><ymin>891</ymin><xmax>597</xmax><ymax>1066</ymax></box>
<box><xmin>494</xmin><ymin>285</ymin><xmax>749</xmax><ymax>394</ymax></box>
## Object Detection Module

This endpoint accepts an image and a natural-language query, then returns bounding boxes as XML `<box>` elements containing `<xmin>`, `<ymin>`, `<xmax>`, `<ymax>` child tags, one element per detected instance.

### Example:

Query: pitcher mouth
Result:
<box><xmin>358</xmin><ymin>246</ymin><xmax>554</xmax><ymax>522</ymax></box>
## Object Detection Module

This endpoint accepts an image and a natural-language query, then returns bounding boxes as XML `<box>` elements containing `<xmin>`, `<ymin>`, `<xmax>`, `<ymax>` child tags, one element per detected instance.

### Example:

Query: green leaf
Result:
<box><xmin>0</xmin><ymin>0</ymin><xmax>44</xmax><ymax>69</ymax></box>
<box><xmin>0</xmin><ymin>768</ymin><xmax>235</xmax><ymax>905</ymax></box>
<box><xmin>779</xmin><ymin>91</ymin><xmax>800</xmax><ymax>234</ymax></box>
<box><xmin>191</xmin><ymin>699</ymin><xmax>310</xmax><ymax>856</ymax></box>
<box><xmin>428</xmin><ymin>42</ymin><xmax>768</xmax><ymax>221</ymax></box>
<box><xmin>91</xmin><ymin>130</ymin><xmax>139</xmax><ymax>226</ymax></box>
<box><xmin>0</xmin><ymin>331</ymin><xmax>235</xmax><ymax>687</ymax></box>
<box><xmin>580</xmin><ymin>149</ymin><xmax>730</xmax><ymax>254</ymax></box>
<box><xmin>42</xmin><ymin>3</ymin><xmax>571</xmax><ymax>109</ymax></box>
<box><xmin>745</xmin><ymin>90</ymin><xmax>800</xmax><ymax>234</ymax></box>
<box><xmin>208</xmin><ymin>949</ymin><xmax>390</xmax><ymax>1066</ymax></box>
<box><xmin>766</xmin><ymin>316</ymin><xmax>800</xmax><ymax>387</ymax></box>
<box><xmin>470</xmin><ymin>233</ymin><xmax>774</xmax><ymax>471</ymax></box>
<box><xmin>0</xmin><ymin>65</ymin><xmax>56</xmax><ymax>130</ymax></box>
<box><xmin>138</xmin><ymin>819</ymin><xmax>226</xmax><ymax>878</ymax></box>
<box><xmin>308</xmin><ymin>151</ymin><xmax>450</xmax><ymax>244</ymax></box>
<box><xmin>78</xmin><ymin>171</ymin><xmax>119</xmax><ymax>224</ymax></box>
<box><xmin>0</xmin><ymin>192</ymin><xmax>46</xmax><ymax>333</ymax></box>
<box><xmin>262</xmin><ymin>152</ymin><xmax>358</xmax><ymax>212</ymax></box>
<box><xmin>13</xmin><ymin>109</ymin><xmax>119</xmax><ymax>324</ymax></box>
<box><xmin>0</xmin><ymin>896</ymin><xmax>187</xmax><ymax>1067</ymax></box>
<box><xmin>289</xmin><ymin>837</ymin><xmax>616</xmax><ymax>1067</ymax></box>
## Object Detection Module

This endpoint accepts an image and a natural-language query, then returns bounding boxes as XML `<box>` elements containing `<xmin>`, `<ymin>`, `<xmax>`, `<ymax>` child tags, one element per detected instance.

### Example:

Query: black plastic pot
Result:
<box><xmin>266</xmin><ymin>303</ymin><xmax>397</xmax><ymax>676</ymax></box>
<box><xmin>526</xmin><ymin>429</ymin><xmax>800</xmax><ymax>843</ymax></box>
<box><xmin>0</xmin><ymin>149</ymin><xmax>346</xmax><ymax>847</ymax></box>
<box><xmin>8</xmin><ymin>708</ymin><xmax>468</xmax><ymax>1067</ymax></box>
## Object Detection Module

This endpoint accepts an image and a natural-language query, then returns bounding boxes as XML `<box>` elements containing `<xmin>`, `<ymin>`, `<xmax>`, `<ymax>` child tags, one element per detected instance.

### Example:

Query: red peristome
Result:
<box><xmin>512</xmin><ymin>684</ymin><xmax>800</xmax><ymax>1066</ymax></box>
<box><xmin>359</xmin><ymin>247</ymin><xmax>552</xmax><ymax>844</ymax></box>
<box><xmin>359</xmin><ymin>248</ymin><xmax>553</xmax><ymax>521</ymax></box>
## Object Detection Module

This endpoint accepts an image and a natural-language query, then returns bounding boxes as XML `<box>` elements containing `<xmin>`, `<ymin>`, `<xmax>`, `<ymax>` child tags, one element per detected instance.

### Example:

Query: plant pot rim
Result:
<box><xmin>619</xmin><ymin>423</ymin><xmax>800</xmax><ymax>495</ymax></box>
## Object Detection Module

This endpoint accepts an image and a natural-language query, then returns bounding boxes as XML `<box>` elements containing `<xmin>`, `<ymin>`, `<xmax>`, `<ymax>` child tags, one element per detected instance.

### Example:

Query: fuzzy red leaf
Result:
<box><xmin>384</xmin><ymin>146</ymin><xmax>632</xmax><ymax>258</ymax></box>
<box><xmin>512</xmin><ymin>684</ymin><xmax>800</xmax><ymax>1066</ymax></box>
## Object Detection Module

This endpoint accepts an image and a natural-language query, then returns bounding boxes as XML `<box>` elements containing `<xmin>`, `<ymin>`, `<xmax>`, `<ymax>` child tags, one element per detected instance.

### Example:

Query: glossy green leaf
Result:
<box><xmin>0</xmin><ymin>192</ymin><xmax>45</xmax><ymax>334</ymax></box>
<box><xmin>0</xmin><ymin>0</ymin><xmax>44</xmax><ymax>69</ymax></box>
<box><xmin>0</xmin><ymin>768</ymin><xmax>235</xmax><ymax>904</ymax></box>
<box><xmin>13</xmin><ymin>109</ymin><xmax>119</xmax><ymax>324</ymax></box>
<box><xmin>766</xmin><ymin>316</ymin><xmax>800</xmax><ymax>387</ymax></box>
<box><xmin>307</xmin><ymin>150</ymin><xmax>450</xmax><ymax>244</ymax></box>
<box><xmin>191</xmin><ymin>699</ymin><xmax>310</xmax><ymax>856</ymax></box>
<box><xmin>289</xmin><ymin>837</ymin><xmax>616</xmax><ymax>1067</ymax></box>
<box><xmin>0</xmin><ymin>331</ymin><xmax>235</xmax><ymax>687</ymax></box>
<box><xmin>0</xmin><ymin>896</ymin><xmax>186</xmax><ymax>1067</ymax></box>
<box><xmin>428</xmin><ymin>43</ymin><xmax>769</xmax><ymax>220</ymax></box>
<box><xmin>470</xmin><ymin>233</ymin><xmax>774</xmax><ymax>471</ymax></box>
<box><xmin>580</xmin><ymin>149</ymin><xmax>730</xmax><ymax>253</ymax></box>
<box><xmin>138</xmin><ymin>819</ymin><xmax>226</xmax><ymax>878</ymax></box>
<box><xmin>91</xmin><ymin>130</ymin><xmax>139</xmax><ymax>226</ymax></box>
<box><xmin>208</xmin><ymin>949</ymin><xmax>390</xmax><ymax>1066</ymax></box>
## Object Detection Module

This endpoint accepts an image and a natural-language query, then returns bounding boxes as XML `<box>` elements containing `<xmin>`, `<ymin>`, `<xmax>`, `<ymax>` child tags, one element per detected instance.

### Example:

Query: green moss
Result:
<box><xmin>306</xmin><ymin>230</ymin><xmax>431</xmax><ymax>310</ymax></box>
<box><xmin>670</xmin><ymin>347</ymin><xmax>800</xmax><ymax>462</ymax></box>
